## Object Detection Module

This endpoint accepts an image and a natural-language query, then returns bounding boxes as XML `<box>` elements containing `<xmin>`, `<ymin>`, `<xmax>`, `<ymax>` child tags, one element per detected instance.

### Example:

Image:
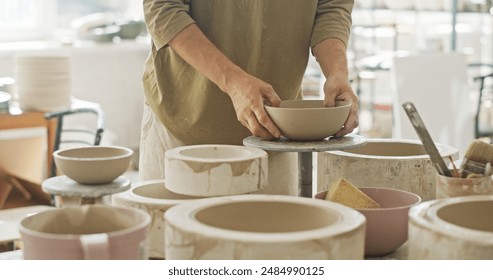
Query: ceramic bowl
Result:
<box><xmin>112</xmin><ymin>180</ymin><xmax>204</xmax><ymax>259</ymax></box>
<box><xmin>409</xmin><ymin>195</ymin><xmax>493</xmax><ymax>259</ymax></box>
<box><xmin>165</xmin><ymin>145</ymin><xmax>267</xmax><ymax>197</ymax></box>
<box><xmin>316</xmin><ymin>187</ymin><xmax>422</xmax><ymax>257</ymax></box>
<box><xmin>165</xmin><ymin>194</ymin><xmax>366</xmax><ymax>259</ymax></box>
<box><xmin>265</xmin><ymin>100</ymin><xmax>350</xmax><ymax>141</ymax></box>
<box><xmin>54</xmin><ymin>146</ymin><xmax>133</xmax><ymax>185</ymax></box>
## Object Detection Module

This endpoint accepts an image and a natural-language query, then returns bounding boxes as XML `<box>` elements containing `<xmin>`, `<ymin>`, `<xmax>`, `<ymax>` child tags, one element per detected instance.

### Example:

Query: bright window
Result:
<box><xmin>0</xmin><ymin>0</ymin><xmax>143</xmax><ymax>42</ymax></box>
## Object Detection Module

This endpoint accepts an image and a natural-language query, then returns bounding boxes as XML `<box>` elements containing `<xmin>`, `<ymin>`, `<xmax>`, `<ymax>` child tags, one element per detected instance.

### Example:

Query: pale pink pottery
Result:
<box><xmin>316</xmin><ymin>187</ymin><xmax>422</xmax><ymax>257</ymax></box>
<box><xmin>19</xmin><ymin>205</ymin><xmax>151</xmax><ymax>260</ymax></box>
<box><xmin>264</xmin><ymin>100</ymin><xmax>350</xmax><ymax>141</ymax></box>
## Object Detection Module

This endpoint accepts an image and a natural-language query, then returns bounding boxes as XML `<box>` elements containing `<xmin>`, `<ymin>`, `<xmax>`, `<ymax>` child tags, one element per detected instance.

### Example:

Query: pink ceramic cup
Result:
<box><xmin>19</xmin><ymin>205</ymin><xmax>151</xmax><ymax>260</ymax></box>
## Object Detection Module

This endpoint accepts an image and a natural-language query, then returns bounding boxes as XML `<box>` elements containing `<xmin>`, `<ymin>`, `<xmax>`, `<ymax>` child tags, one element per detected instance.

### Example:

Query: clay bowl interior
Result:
<box><xmin>264</xmin><ymin>100</ymin><xmax>350</xmax><ymax>141</ymax></box>
<box><xmin>316</xmin><ymin>187</ymin><xmax>422</xmax><ymax>257</ymax></box>
<box><xmin>54</xmin><ymin>146</ymin><xmax>133</xmax><ymax>185</ymax></box>
<box><xmin>436</xmin><ymin>200</ymin><xmax>493</xmax><ymax>232</ymax></box>
<box><xmin>341</xmin><ymin>141</ymin><xmax>429</xmax><ymax>157</ymax></box>
<box><xmin>195</xmin><ymin>201</ymin><xmax>340</xmax><ymax>233</ymax></box>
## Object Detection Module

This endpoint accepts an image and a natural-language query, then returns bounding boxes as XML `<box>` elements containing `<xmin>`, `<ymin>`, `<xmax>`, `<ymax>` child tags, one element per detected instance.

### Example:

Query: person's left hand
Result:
<box><xmin>322</xmin><ymin>75</ymin><xmax>359</xmax><ymax>138</ymax></box>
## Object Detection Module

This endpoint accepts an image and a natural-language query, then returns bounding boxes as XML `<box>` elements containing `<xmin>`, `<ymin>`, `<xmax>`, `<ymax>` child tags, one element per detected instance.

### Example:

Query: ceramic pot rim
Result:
<box><xmin>317</xmin><ymin>187</ymin><xmax>422</xmax><ymax>211</ymax></box>
<box><xmin>166</xmin><ymin>144</ymin><xmax>267</xmax><ymax>163</ymax></box>
<box><xmin>324</xmin><ymin>138</ymin><xmax>458</xmax><ymax>160</ymax></box>
<box><xmin>118</xmin><ymin>180</ymin><xmax>204</xmax><ymax>207</ymax></box>
<box><xmin>165</xmin><ymin>194</ymin><xmax>366</xmax><ymax>243</ymax></box>
<box><xmin>54</xmin><ymin>146</ymin><xmax>134</xmax><ymax>162</ymax></box>
<box><xmin>410</xmin><ymin>196</ymin><xmax>493</xmax><ymax>243</ymax></box>
<box><xmin>19</xmin><ymin>205</ymin><xmax>151</xmax><ymax>241</ymax></box>
<box><xmin>264</xmin><ymin>100</ymin><xmax>351</xmax><ymax>111</ymax></box>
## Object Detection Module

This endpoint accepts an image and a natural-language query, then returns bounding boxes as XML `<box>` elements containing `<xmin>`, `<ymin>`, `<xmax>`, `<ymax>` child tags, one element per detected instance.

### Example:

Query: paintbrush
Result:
<box><xmin>459</xmin><ymin>140</ymin><xmax>493</xmax><ymax>178</ymax></box>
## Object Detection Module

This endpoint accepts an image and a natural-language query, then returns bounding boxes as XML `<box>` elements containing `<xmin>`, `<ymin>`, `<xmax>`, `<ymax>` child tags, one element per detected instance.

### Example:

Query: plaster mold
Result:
<box><xmin>112</xmin><ymin>180</ymin><xmax>203</xmax><ymax>259</ymax></box>
<box><xmin>408</xmin><ymin>195</ymin><xmax>493</xmax><ymax>259</ymax></box>
<box><xmin>317</xmin><ymin>138</ymin><xmax>459</xmax><ymax>201</ymax></box>
<box><xmin>164</xmin><ymin>194</ymin><xmax>366</xmax><ymax>260</ymax></box>
<box><xmin>165</xmin><ymin>145</ymin><xmax>267</xmax><ymax>196</ymax></box>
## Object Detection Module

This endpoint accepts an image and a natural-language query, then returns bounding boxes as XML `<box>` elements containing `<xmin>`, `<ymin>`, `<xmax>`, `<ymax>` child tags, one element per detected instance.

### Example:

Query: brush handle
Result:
<box><xmin>402</xmin><ymin>102</ymin><xmax>453</xmax><ymax>177</ymax></box>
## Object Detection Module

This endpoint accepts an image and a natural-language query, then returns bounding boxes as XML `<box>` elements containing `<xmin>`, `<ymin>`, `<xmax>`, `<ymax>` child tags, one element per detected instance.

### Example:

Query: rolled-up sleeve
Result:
<box><xmin>144</xmin><ymin>0</ymin><xmax>196</xmax><ymax>50</ymax></box>
<box><xmin>310</xmin><ymin>0</ymin><xmax>354</xmax><ymax>48</ymax></box>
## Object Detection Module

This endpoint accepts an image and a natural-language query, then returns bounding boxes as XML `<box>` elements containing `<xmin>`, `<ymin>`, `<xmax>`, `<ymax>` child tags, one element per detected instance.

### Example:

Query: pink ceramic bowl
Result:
<box><xmin>316</xmin><ymin>187</ymin><xmax>422</xmax><ymax>257</ymax></box>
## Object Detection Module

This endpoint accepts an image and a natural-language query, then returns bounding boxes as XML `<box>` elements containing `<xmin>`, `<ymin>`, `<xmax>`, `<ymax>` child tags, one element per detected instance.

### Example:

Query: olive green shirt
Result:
<box><xmin>143</xmin><ymin>0</ymin><xmax>353</xmax><ymax>145</ymax></box>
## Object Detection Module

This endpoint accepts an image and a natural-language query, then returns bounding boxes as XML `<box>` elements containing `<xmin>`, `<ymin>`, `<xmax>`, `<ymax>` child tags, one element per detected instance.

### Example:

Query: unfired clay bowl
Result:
<box><xmin>264</xmin><ymin>100</ymin><xmax>350</xmax><ymax>141</ymax></box>
<box><xmin>54</xmin><ymin>146</ymin><xmax>133</xmax><ymax>185</ymax></box>
<box><xmin>165</xmin><ymin>145</ymin><xmax>267</xmax><ymax>197</ymax></box>
<box><xmin>112</xmin><ymin>180</ymin><xmax>204</xmax><ymax>259</ymax></box>
<box><xmin>317</xmin><ymin>138</ymin><xmax>459</xmax><ymax>201</ymax></box>
<box><xmin>409</xmin><ymin>195</ymin><xmax>493</xmax><ymax>259</ymax></box>
<box><xmin>164</xmin><ymin>194</ymin><xmax>366</xmax><ymax>260</ymax></box>
<box><xmin>316</xmin><ymin>187</ymin><xmax>421</xmax><ymax>257</ymax></box>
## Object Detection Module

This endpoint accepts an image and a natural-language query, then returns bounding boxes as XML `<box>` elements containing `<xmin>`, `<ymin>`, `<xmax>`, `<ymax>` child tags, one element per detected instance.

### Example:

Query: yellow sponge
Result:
<box><xmin>325</xmin><ymin>178</ymin><xmax>381</xmax><ymax>209</ymax></box>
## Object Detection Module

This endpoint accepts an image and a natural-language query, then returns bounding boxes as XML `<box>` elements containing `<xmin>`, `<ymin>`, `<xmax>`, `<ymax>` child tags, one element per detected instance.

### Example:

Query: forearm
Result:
<box><xmin>312</xmin><ymin>38</ymin><xmax>349</xmax><ymax>80</ymax></box>
<box><xmin>168</xmin><ymin>23</ymin><xmax>244</xmax><ymax>95</ymax></box>
<box><xmin>167</xmin><ymin>23</ymin><xmax>281</xmax><ymax>139</ymax></box>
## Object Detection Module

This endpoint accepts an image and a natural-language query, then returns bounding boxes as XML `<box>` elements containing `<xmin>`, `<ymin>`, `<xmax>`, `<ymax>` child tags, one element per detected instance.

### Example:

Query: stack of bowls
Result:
<box><xmin>15</xmin><ymin>54</ymin><xmax>72</xmax><ymax>112</ymax></box>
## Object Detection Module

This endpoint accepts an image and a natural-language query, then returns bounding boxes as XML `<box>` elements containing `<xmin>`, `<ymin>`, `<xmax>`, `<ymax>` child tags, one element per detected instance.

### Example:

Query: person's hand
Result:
<box><xmin>322</xmin><ymin>75</ymin><xmax>359</xmax><ymax>138</ymax></box>
<box><xmin>225</xmin><ymin>71</ymin><xmax>282</xmax><ymax>140</ymax></box>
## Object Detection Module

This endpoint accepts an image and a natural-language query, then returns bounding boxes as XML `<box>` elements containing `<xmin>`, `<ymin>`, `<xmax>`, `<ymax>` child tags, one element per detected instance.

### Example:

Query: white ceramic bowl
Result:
<box><xmin>54</xmin><ymin>146</ymin><xmax>133</xmax><ymax>185</ymax></box>
<box><xmin>165</xmin><ymin>145</ymin><xmax>267</xmax><ymax>197</ymax></box>
<box><xmin>164</xmin><ymin>194</ymin><xmax>366</xmax><ymax>260</ymax></box>
<box><xmin>265</xmin><ymin>100</ymin><xmax>350</xmax><ymax>141</ymax></box>
<box><xmin>316</xmin><ymin>187</ymin><xmax>422</xmax><ymax>257</ymax></box>
<box><xmin>112</xmin><ymin>180</ymin><xmax>204</xmax><ymax>259</ymax></box>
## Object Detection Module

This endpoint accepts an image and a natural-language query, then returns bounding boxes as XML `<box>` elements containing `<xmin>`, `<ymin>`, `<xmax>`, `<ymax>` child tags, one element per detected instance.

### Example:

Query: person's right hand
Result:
<box><xmin>225</xmin><ymin>71</ymin><xmax>282</xmax><ymax>140</ymax></box>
